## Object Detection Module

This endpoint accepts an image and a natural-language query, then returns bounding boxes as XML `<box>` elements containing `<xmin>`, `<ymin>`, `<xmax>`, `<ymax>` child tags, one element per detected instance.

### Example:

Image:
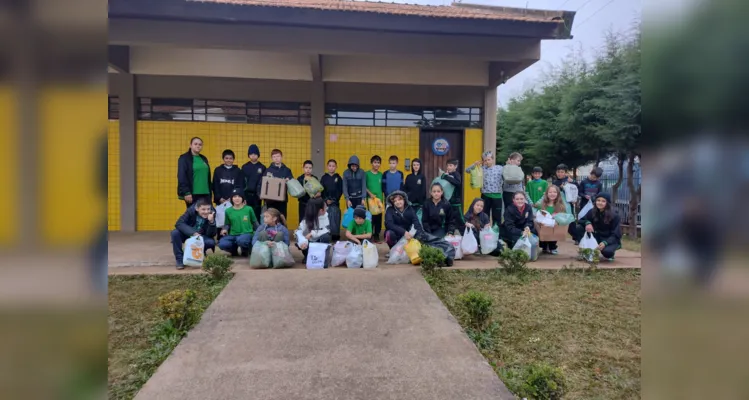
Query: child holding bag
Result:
<box><xmin>534</xmin><ymin>185</ymin><xmax>569</xmax><ymax>255</ymax></box>
<box><xmin>463</xmin><ymin>198</ymin><xmax>496</xmax><ymax>255</ymax></box>
<box><xmin>501</xmin><ymin>191</ymin><xmax>537</xmax><ymax>248</ymax></box>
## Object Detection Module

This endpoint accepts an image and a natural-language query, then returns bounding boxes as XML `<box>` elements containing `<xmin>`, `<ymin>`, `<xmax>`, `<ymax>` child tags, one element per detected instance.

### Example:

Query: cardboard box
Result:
<box><xmin>535</xmin><ymin>223</ymin><xmax>567</xmax><ymax>242</ymax></box>
<box><xmin>260</xmin><ymin>176</ymin><xmax>286</xmax><ymax>202</ymax></box>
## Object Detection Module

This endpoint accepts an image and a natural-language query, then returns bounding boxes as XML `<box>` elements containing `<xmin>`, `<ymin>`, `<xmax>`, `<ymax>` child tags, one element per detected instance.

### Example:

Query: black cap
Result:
<box><xmin>248</xmin><ymin>144</ymin><xmax>260</xmax><ymax>157</ymax></box>
<box><xmin>230</xmin><ymin>188</ymin><xmax>245</xmax><ymax>201</ymax></box>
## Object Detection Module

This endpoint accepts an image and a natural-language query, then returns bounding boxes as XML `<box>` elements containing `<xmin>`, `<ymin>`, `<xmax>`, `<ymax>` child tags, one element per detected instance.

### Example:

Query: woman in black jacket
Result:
<box><xmin>420</xmin><ymin>183</ymin><xmax>456</xmax><ymax>238</ymax></box>
<box><xmin>500</xmin><ymin>191</ymin><xmax>537</xmax><ymax>247</ymax></box>
<box><xmin>177</xmin><ymin>137</ymin><xmax>212</xmax><ymax>208</ymax></box>
<box><xmin>578</xmin><ymin>193</ymin><xmax>622</xmax><ymax>260</ymax></box>
<box><xmin>403</xmin><ymin>158</ymin><xmax>426</xmax><ymax>217</ymax></box>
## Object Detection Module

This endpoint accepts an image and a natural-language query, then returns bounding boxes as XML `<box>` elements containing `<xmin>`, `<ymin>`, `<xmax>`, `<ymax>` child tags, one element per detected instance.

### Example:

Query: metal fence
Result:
<box><xmin>574</xmin><ymin>177</ymin><xmax>641</xmax><ymax>226</ymax></box>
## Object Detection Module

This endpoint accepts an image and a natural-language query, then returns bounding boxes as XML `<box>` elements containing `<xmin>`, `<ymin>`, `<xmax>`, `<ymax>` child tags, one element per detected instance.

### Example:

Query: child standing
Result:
<box><xmin>421</xmin><ymin>183</ymin><xmax>457</xmax><ymax>238</ymax></box>
<box><xmin>366</xmin><ymin>155</ymin><xmax>385</xmax><ymax>242</ymax></box>
<box><xmin>535</xmin><ymin>185</ymin><xmax>569</xmax><ymax>255</ymax></box>
<box><xmin>553</xmin><ymin>163</ymin><xmax>580</xmax><ymax>243</ymax></box>
<box><xmin>466</xmin><ymin>151</ymin><xmax>503</xmax><ymax>225</ymax></box>
<box><xmin>212</xmin><ymin>149</ymin><xmax>243</xmax><ymax>206</ymax></box>
<box><xmin>343</xmin><ymin>155</ymin><xmax>367</xmax><ymax>209</ymax></box>
<box><xmin>170</xmin><ymin>198</ymin><xmax>217</xmax><ymax>270</ymax></box>
<box><xmin>441</xmin><ymin>159</ymin><xmax>464</xmax><ymax>223</ymax></box>
<box><xmin>241</xmin><ymin>144</ymin><xmax>266</xmax><ymax>222</ymax></box>
<box><xmin>403</xmin><ymin>158</ymin><xmax>426</xmax><ymax>217</ymax></box>
<box><xmin>382</xmin><ymin>155</ymin><xmax>404</xmax><ymax>199</ymax></box>
<box><xmin>252</xmin><ymin>208</ymin><xmax>290</xmax><ymax>247</ymax></box>
<box><xmin>345</xmin><ymin>206</ymin><xmax>373</xmax><ymax>244</ymax></box>
<box><xmin>526</xmin><ymin>166</ymin><xmax>549</xmax><ymax>205</ymax></box>
<box><xmin>296</xmin><ymin>160</ymin><xmax>320</xmax><ymax>224</ymax></box>
<box><xmin>263</xmin><ymin>149</ymin><xmax>294</xmax><ymax>220</ymax></box>
<box><xmin>320</xmin><ymin>159</ymin><xmax>343</xmax><ymax>241</ymax></box>
<box><xmin>502</xmin><ymin>152</ymin><xmax>525</xmax><ymax>210</ymax></box>
<box><xmin>218</xmin><ymin>189</ymin><xmax>259</xmax><ymax>256</ymax></box>
<box><xmin>579</xmin><ymin>167</ymin><xmax>604</xmax><ymax>210</ymax></box>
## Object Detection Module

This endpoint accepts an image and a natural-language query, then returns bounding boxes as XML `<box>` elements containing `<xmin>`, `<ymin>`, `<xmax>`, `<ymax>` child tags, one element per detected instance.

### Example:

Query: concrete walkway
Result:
<box><xmin>110</xmin><ymin>231</ymin><xmax>640</xmax><ymax>274</ymax></box>
<box><xmin>134</xmin><ymin>267</ymin><xmax>515</xmax><ymax>400</ymax></box>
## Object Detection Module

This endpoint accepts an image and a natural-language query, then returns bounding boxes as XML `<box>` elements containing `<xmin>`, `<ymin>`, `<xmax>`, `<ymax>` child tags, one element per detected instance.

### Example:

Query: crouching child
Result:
<box><xmin>384</xmin><ymin>190</ymin><xmax>423</xmax><ymax>248</ymax></box>
<box><xmin>171</xmin><ymin>198</ymin><xmax>217</xmax><ymax>270</ymax></box>
<box><xmin>218</xmin><ymin>189</ymin><xmax>259</xmax><ymax>257</ymax></box>
<box><xmin>345</xmin><ymin>206</ymin><xmax>373</xmax><ymax>244</ymax></box>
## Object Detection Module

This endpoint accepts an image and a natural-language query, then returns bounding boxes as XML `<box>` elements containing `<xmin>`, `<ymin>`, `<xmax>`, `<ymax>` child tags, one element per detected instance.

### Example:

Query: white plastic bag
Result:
<box><xmin>214</xmin><ymin>201</ymin><xmax>231</xmax><ymax>227</ymax></box>
<box><xmin>306</xmin><ymin>243</ymin><xmax>329</xmax><ymax>269</ymax></box>
<box><xmin>461</xmin><ymin>227</ymin><xmax>479</xmax><ymax>255</ymax></box>
<box><xmin>445</xmin><ymin>234</ymin><xmax>463</xmax><ymax>260</ymax></box>
<box><xmin>362</xmin><ymin>240</ymin><xmax>378</xmax><ymax>268</ymax></box>
<box><xmin>536</xmin><ymin>210</ymin><xmax>556</xmax><ymax>227</ymax></box>
<box><xmin>479</xmin><ymin>226</ymin><xmax>499</xmax><ymax>255</ymax></box>
<box><xmin>346</xmin><ymin>244</ymin><xmax>363</xmax><ymax>268</ymax></box>
<box><xmin>183</xmin><ymin>235</ymin><xmax>205</xmax><ymax>267</ymax></box>
<box><xmin>579</xmin><ymin>232</ymin><xmax>599</xmax><ymax>261</ymax></box>
<box><xmin>387</xmin><ymin>237</ymin><xmax>411</xmax><ymax>264</ymax></box>
<box><xmin>295</xmin><ymin>230</ymin><xmax>309</xmax><ymax>247</ymax></box>
<box><xmin>502</xmin><ymin>164</ymin><xmax>524</xmax><ymax>184</ymax></box>
<box><xmin>579</xmin><ymin>201</ymin><xmax>594</xmax><ymax>220</ymax></box>
<box><xmin>331</xmin><ymin>241</ymin><xmax>353</xmax><ymax>267</ymax></box>
<box><xmin>564</xmin><ymin>183</ymin><xmax>579</xmax><ymax>203</ymax></box>
<box><xmin>512</xmin><ymin>235</ymin><xmax>532</xmax><ymax>259</ymax></box>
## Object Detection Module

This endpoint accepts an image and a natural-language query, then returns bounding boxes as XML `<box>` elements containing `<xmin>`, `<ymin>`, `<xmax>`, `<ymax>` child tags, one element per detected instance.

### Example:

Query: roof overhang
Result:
<box><xmin>109</xmin><ymin>0</ymin><xmax>575</xmax><ymax>40</ymax></box>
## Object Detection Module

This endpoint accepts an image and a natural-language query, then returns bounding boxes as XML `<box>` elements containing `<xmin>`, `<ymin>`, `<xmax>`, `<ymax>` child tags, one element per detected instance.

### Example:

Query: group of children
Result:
<box><xmin>171</xmin><ymin>142</ymin><xmax>621</xmax><ymax>268</ymax></box>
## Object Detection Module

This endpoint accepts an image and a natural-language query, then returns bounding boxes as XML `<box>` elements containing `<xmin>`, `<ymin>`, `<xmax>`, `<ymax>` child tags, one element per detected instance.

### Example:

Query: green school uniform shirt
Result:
<box><xmin>366</xmin><ymin>170</ymin><xmax>384</xmax><ymax>200</ymax></box>
<box><xmin>347</xmin><ymin>219</ymin><xmax>373</xmax><ymax>236</ymax></box>
<box><xmin>192</xmin><ymin>155</ymin><xmax>210</xmax><ymax>195</ymax></box>
<box><xmin>527</xmin><ymin>179</ymin><xmax>549</xmax><ymax>204</ymax></box>
<box><xmin>225</xmin><ymin>205</ymin><xmax>257</xmax><ymax>236</ymax></box>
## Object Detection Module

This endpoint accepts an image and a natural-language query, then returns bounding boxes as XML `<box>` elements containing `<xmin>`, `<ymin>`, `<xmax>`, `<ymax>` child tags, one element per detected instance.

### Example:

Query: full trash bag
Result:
<box><xmin>249</xmin><ymin>241</ymin><xmax>272</xmax><ymax>269</ymax></box>
<box><xmin>470</xmin><ymin>167</ymin><xmax>483</xmax><ymax>189</ymax></box>
<box><xmin>183</xmin><ymin>235</ymin><xmax>205</xmax><ymax>267</ymax></box>
<box><xmin>479</xmin><ymin>226</ymin><xmax>499</xmax><ymax>255</ymax></box>
<box><xmin>271</xmin><ymin>242</ymin><xmax>295</xmax><ymax>268</ymax></box>
<box><xmin>331</xmin><ymin>241</ymin><xmax>353</xmax><ymax>267</ymax></box>
<box><xmin>306</xmin><ymin>243</ymin><xmax>329</xmax><ymax>269</ymax></box>
<box><xmin>417</xmin><ymin>232</ymin><xmax>456</xmax><ymax>262</ymax></box>
<box><xmin>327</xmin><ymin>205</ymin><xmax>341</xmax><ymax>237</ymax></box>
<box><xmin>512</xmin><ymin>235</ymin><xmax>532</xmax><ymax>259</ymax></box>
<box><xmin>405</xmin><ymin>239</ymin><xmax>422</xmax><ymax>265</ymax></box>
<box><xmin>445</xmin><ymin>234</ymin><xmax>463</xmax><ymax>260</ymax></box>
<box><xmin>553</xmin><ymin>213</ymin><xmax>576</xmax><ymax>226</ymax></box>
<box><xmin>387</xmin><ymin>237</ymin><xmax>411</xmax><ymax>264</ymax></box>
<box><xmin>362</xmin><ymin>240</ymin><xmax>379</xmax><ymax>268</ymax></box>
<box><xmin>461</xmin><ymin>227</ymin><xmax>479</xmax><ymax>255</ymax></box>
<box><xmin>502</xmin><ymin>165</ymin><xmax>524</xmax><ymax>184</ymax></box>
<box><xmin>287</xmin><ymin>179</ymin><xmax>306</xmax><ymax>198</ymax></box>
<box><xmin>528</xmin><ymin>233</ymin><xmax>540</xmax><ymax>262</ymax></box>
<box><xmin>564</xmin><ymin>183</ymin><xmax>579</xmax><ymax>203</ymax></box>
<box><xmin>432</xmin><ymin>168</ymin><xmax>455</xmax><ymax>202</ymax></box>
<box><xmin>579</xmin><ymin>232</ymin><xmax>598</xmax><ymax>261</ymax></box>
<box><xmin>346</xmin><ymin>244</ymin><xmax>363</xmax><ymax>268</ymax></box>
<box><xmin>303</xmin><ymin>177</ymin><xmax>324</xmax><ymax>197</ymax></box>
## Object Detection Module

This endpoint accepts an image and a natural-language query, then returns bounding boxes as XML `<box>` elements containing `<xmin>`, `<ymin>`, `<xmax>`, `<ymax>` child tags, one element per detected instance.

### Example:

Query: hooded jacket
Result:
<box><xmin>464</xmin><ymin>198</ymin><xmax>490</xmax><ymax>230</ymax></box>
<box><xmin>580</xmin><ymin>193</ymin><xmax>621</xmax><ymax>246</ymax></box>
<box><xmin>441</xmin><ymin>170</ymin><xmax>463</xmax><ymax>204</ymax></box>
<box><xmin>342</xmin><ymin>156</ymin><xmax>368</xmax><ymax>202</ymax></box>
<box><xmin>175</xmin><ymin>205</ymin><xmax>217</xmax><ymax>238</ymax></box>
<box><xmin>320</xmin><ymin>172</ymin><xmax>343</xmax><ymax>204</ymax></box>
<box><xmin>241</xmin><ymin>160</ymin><xmax>266</xmax><ymax>196</ymax></box>
<box><xmin>177</xmin><ymin>150</ymin><xmax>211</xmax><ymax>198</ymax></box>
<box><xmin>501</xmin><ymin>202</ymin><xmax>536</xmax><ymax>239</ymax></box>
<box><xmin>421</xmin><ymin>197</ymin><xmax>457</xmax><ymax>234</ymax></box>
<box><xmin>384</xmin><ymin>190</ymin><xmax>423</xmax><ymax>236</ymax></box>
<box><xmin>403</xmin><ymin>167</ymin><xmax>426</xmax><ymax>206</ymax></box>
<box><xmin>212</xmin><ymin>165</ymin><xmax>244</xmax><ymax>204</ymax></box>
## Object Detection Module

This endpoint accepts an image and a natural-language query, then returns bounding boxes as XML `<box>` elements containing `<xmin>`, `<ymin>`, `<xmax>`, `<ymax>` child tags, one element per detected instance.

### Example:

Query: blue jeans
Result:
<box><xmin>218</xmin><ymin>233</ymin><xmax>253</xmax><ymax>254</ymax></box>
<box><xmin>171</xmin><ymin>230</ymin><xmax>216</xmax><ymax>265</ymax></box>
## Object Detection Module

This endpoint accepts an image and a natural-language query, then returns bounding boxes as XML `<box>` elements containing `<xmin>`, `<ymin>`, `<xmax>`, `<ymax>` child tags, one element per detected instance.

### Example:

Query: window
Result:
<box><xmin>108</xmin><ymin>96</ymin><xmax>119</xmax><ymax>120</ymax></box>
<box><xmin>137</xmin><ymin>98</ymin><xmax>311</xmax><ymax>125</ymax></box>
<box><xmin>325</xmin><ymin>104</ymin><xmax>482</xmax><ymax>128</ymax></box>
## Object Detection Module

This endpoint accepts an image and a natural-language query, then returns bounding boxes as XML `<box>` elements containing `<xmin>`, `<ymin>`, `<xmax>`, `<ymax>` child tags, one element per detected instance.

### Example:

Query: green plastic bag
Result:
<box><xmin>303</xmin><ymin>177</ymin><xmax>324</xmax><ymax>197</ymax></box>
<box><xmin>432</xmin><ymin>168</ymin><xmax>455</xmax><ymax>201</ymax></box>
<box><xmin>287</xmin><ymin>179</ymin><xmax>306</xmax><ymax>198</ymax></box>
<box><xmin>249</xmin><ymin>242</ymin><xmax>272</xmax><ymax>269</ymax></box>
<box><xmin>470</xmin><ymin>166</ymin><xmax>483</xmax><ymax>189</ymax></box>
<box><xmin>554</xmin><ymin>213</ymin><xmax>576</xmax><ymax>226</ymax></box>
<box><xmin>271</xmin><ymin>242</ymin><xmax>295</xmax><ymax>268</ymax></box>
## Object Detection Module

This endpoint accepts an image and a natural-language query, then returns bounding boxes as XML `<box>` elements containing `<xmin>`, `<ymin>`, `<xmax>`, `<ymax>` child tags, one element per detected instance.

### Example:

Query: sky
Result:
<box><xmin>353</xmin><ymin>0</ymin><xmax>642</xmax><ymax>108</ymax></box>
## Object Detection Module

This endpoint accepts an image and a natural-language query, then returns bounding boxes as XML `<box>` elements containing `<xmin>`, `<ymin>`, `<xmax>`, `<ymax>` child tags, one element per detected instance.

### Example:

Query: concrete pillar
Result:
<box><xmin>310</xmin><ymin>79</ymin><xmax>326</xmax><ymax>174</ymax></box>
<box><xmin>119</xmin><ymin>74</ymin><xmax>137</xmax><ymax>232</ymax></box>
<box><xmin>483</xmin><ymin>86</ymin><xmax>498</xmax><ymax>154</ymax></box>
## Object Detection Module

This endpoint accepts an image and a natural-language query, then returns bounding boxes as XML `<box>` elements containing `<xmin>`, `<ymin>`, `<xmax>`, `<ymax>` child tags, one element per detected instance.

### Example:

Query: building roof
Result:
<box><xmin>190</xmin><ymin>0</ymin><xmax>567</xmax><ymax>23</ymax></box>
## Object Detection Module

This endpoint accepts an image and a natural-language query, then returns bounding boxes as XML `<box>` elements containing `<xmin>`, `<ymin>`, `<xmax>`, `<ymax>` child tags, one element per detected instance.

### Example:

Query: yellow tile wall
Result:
<box><xmin>464</xmin><ymin>128</ymin><xmax>483</xmax><ymax>205</ymax></box>
<box><xmin>108</xmin><ymin>120</ymin><xmax>121</xmax><ymax>231</ymax></box>
<box><xmin>325</xmin><ymin>126</ymin><xmax>419</xmax><ymax>212</ymax></box>
<box><xmin>0</xmin><ymin>88</ymin><xmax>17</xmax><ymax>245</ymax></box>
<box><xmin>136</xmin><ymin>122</ymin><xmax>310</xmax><ymax>231</ymax></box>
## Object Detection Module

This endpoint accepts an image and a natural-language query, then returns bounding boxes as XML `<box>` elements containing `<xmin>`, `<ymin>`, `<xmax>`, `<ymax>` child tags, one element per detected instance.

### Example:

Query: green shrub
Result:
<box><xmin>466</xmin><ymin>321</ymin><xmax>499</xmax><ymax>350</ymax></box>
<box><xmin>498</xmin><ymin>249</ymin><xmax>530</xmax><ymax>273</ymax></box>
<box><xmin>511</xmin><ymin>363</ymin><xmax>567</xmax><ymax>400</ymax></box>
<box><xmin>578</xmin><ymin>248</ymin><xmax>601</xmax><ymax>270</ymax></box>
<box><xmin>457</xmin><ymin>290</ymin><xmax>493</xmax><ymax>330</ymax></box>
<box><xmin>419</xmin><ymin>245</ymin><xmax>446</xmax><ymax>273</ymax></box>
<box><xmin>202</xmin><ymin>254</ymin><xmax>234</xmax><ymax>280</ymax></box>
<box><xmin>157</xmin><ymin>289</ymin><xmax>199</xmax><ymax>331</ymax></box>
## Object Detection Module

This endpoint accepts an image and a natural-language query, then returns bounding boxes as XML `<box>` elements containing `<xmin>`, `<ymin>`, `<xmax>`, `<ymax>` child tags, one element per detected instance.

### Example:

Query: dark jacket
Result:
<box><xmin>212</xmin><ymin>165</ymin><xmax>243</xmax><ymax>204</ymax></box>
<box><xmin>177</xmin><ymin>150</ymin><xmax>211</xmax><ymax>198</ymax></box>
<box><xmin>342</xmin><ymin>155</ymin><xmax>367</xmax><ymax>201</ymax></box>
<box><xmin>296</xmin><ymin>174</ymin><xmax>319</xmax><ymax>205</ymax></box>
<box><xmin>403</xmin><ymin>170</ymin><xmax>427</xmax><ymax>206</ymax></box>
<box><xmin>580</xmin><ymin>193</ymin><xmax>622</xmax><ymax>246</ymax></box>
<box><xmin>501</xmin><ymin>203</ymin><xmax>536</xmax><ymax>239</ymax></box>
<box><xmin>552</xmin><ymin>176</ymin><xmax>578</xmax><ymax>202</ymax></box>
<box><xmin>421</xmin><ymin>198</ymin><xmax>457</xmax><ymax>234</ymax></box>
<box><xmin>241</xmin><ymin>161</ymin><xmax>266</xmax><ymax>196</ymax></box>
<box><xmin>578</xmin><ymin>178</ymin><xmax>604</xmax><ymax>209</ymax></box>
<box><xmin>464</xmin><ymin>198</ymin><xmax>490</xmax><ymax>230</ymax></box>
<box><xmin>384</xmin><ymin>190</ymin><xmax>423</xmax><ymax>237</ymax></box>
<box><xmin>175</xmin><ymin>205</ymin><xmax>217</xmax><ymax>237</ymax></box>
<box><xmin>320</xmin><ymin>173</ymin><xmax>343</xmax><ymax>205</ymax></box>
<box><xmin>441</xmin><ymin>170</ymin><xmax>463</xmax><ymax>204</ymax></box>
<box><xmin>264</xmin><ymin>163</ymin><xmax>294</xmax><ymax>202</ymax></box>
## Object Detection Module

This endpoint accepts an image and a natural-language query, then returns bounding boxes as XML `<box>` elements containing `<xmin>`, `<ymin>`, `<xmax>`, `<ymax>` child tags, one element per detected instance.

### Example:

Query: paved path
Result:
<box><xmin>134</xmin><ymin>268</ymin><xmax>515</xmax><ymax>400</ymax></box>
<box><xmin>110</xmin><ymin>231</ymin><xmax>640</xmax><ymax>274</ymax></box>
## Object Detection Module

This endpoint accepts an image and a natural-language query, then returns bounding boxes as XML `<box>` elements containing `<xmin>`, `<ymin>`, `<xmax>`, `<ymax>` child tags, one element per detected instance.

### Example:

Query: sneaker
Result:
<box><xmin>176</xmin><ymin>264</ymin><xmax>185</xmax><ymax>270</ymax></box>
<box><xmin>574</xmin><ymin>241</ymin><xmax>580</xmax><ymax>246</ymax></box>
<box><xmin>446</xmin><ymin>258</ymin><xmax>454</xmax><ymax>267</ymax></box>
<box><xmin>551</xmin><ymin>249</ymin><xmax>559</xmax><ymax>255</ymax></box>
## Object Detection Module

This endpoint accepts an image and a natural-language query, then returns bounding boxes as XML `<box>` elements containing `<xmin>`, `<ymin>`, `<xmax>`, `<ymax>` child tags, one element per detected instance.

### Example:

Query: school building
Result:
<box><xmin>108</xmin><ymin>0</ymin><xmax>575</xmax><ymax>231</ymax></box>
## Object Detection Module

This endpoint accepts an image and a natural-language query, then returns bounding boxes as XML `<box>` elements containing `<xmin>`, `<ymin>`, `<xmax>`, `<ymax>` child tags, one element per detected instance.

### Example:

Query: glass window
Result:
<box><xmin>137</xmin><ymin>98</ymin><xmax>310</xmax><ymax>125</ymax></box>
<box><xmin>325</xmin><ymin>104</ymin><xmax>482</xmax><ymax>128</ymax></box>
<box><xmin>108</xmin><ymin>97</ymin><xmax>119</xmax><ymax>120</ymax></box>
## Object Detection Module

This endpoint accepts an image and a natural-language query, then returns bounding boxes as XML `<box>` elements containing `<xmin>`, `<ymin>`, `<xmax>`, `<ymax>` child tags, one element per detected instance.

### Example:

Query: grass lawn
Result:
<box><xmin>108</xmin><ymin>274</ymin><xmax>232</xmax><ymax>400</ymax></box>
<box><xmin>427</xmin><ymin>268</ymin><xmax>640</xmax><ymax>399</ymax></box>
<box><xmin>621</xmin><ymin>235</ymin><xmax>641</xmax><ymax>252</ymax></box>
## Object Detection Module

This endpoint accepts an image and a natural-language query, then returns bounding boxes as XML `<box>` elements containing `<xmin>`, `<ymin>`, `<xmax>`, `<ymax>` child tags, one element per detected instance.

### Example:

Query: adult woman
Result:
<box><xmin>535</xmin><ymin>185</ymin><xmax>569</xmax><ymax>254</ymax></box>
<box><xmin>577</xmin><ymin>193</ymin><xmax>621</xmax><ymax>260</ymax></box>
<box><xmin>465</xmin><ymin>151</ymin><xmax>504</xmax><ymax>225</ymax></box>
<box><xmin>177</xmin><ymin>137</ymin><xmax>212</xmax><ymax>208</ymax></box>
<box><xmin>403</xmin><ymin>158</ymin><xmax>426</xmax><ymax>218</ymax></box>
<box><xmin>295</xmin><ymin>198</ymin><xmax>331</xmax><ymax>263</ymax></box>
